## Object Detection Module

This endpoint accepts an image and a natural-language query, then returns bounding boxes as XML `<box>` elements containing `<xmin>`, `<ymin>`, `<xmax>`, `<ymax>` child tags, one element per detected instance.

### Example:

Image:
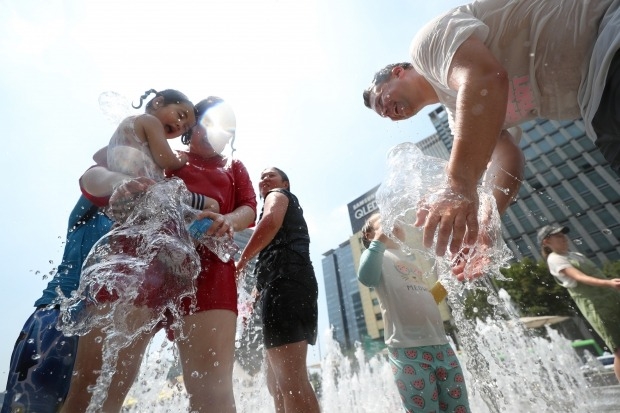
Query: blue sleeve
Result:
<box><xmin>357</xmin><ymin>240</ymin><xmax>386</xmax><ymax>287</ymax></box>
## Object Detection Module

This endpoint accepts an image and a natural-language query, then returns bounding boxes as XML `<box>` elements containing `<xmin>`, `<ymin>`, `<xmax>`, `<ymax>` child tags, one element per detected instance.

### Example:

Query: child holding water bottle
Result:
<box><xmin>359</xmin><ymin>212</ymin><xmax>470</xmax><ymax>413</ymax></box>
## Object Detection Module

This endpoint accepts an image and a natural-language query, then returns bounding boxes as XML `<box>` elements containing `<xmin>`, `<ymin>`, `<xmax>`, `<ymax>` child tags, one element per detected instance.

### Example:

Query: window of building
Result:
<box><xmin>589</xmin><ymin>150</ymin><xmax>607</xmax><ymax>165</ymax></box>
<box><xmin>590</xmin><ymin>232</ymin><xmax>613</xmax><ymax>251</ymax></box>
<box><xmin>540</xmin><ymin>121</ymin><xmax>557</xmax><ymax>134</ymax></box>
<box><xmin>550</xmin><ymin>131</ymin><xmax>568</xmax><ymax>145</ymax></box>
<box><xmin>594</xmin><ymin>206</ymin><xmax>619</xmax><ymax>232</ymax></box>
<box><xmin>531</xmin><ymin>158</ymin><xmax>546</xmax><ymax>173</ymax></box>
<box><xmin>544</xmin><ymin>202</ymin><xmax>567</xmax><ymax>222</ymax></box>
<box><xmin>523</xmin><ymin>146</ymin><xmax>536</xmax><ymax>159</ymax></box>
<box><xmin>553</xmin><ymin>186</ymin><xmax>581</xmax><ymax>213</ymax></box>
<box><xmin>568</xmin><ymin>176</ymin><xmax>590</xmax><ymax>197</ymax></box>
<box><xmin>372</xmin><ymin>298</ymin><xmax>379</xmax><ymax>306</ymax></box>
<box><xmin>564</xmin><ymin>123</ymin><xmax>584</xmax><ymax>137</ymax></box>
<box><xmin>515</xmin><ymin>238</ymin><xmax>531</xmax><ymax>255</ymax></box>
<box><xmin>601</xmin><ymin>185</ymin><xmax>620</xmax><ymax>202</ymax></box>
<box><xmin>561</xmin><ymin>142</ymin><xmax>580</xmax><ymax>159</ymax></box>
<box><xmin>546</xmin><ymin>152</ymin><xmax>562</xmax><ymax>165</ymax></box>
<box><xmin>576</xmin><ymin>135</ymin><xmax>595</xmax><ymax>151</ymax></box>
<box><xmin>584</xmin><ymin>169</ymin><xmax>607</xmax><ymax>189</ymax></box>
<box><xmin>537</xmin><ymin>138</ymin><xmax>552</xmax><ymax>153</ymax></box>
<box><xmin>524</xmin><ymin>164</ymin><xmax>536</xmax><ymax>180</ymax></box>
<box><xmin>375</xmin><ymin>313</ymin><xmax>383</xmax><ymax>321</ymax></box>
<box><xmin>556</xmin><ymin>163</ymin><xmax>575</xmax><ymax>180</ymax></box>
<box><xmin>542</xmin><ymin>170</ymin><xmax>560</xmax><ymax>186</ymax></box>
<box><xmin>527</xmin><ymin>128</ymin><xmax>543</xmax><ymax>142</ymax></box>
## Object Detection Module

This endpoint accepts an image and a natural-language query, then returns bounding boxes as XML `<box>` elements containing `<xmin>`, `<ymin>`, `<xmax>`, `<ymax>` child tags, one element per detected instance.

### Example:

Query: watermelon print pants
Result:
<box><xmin>388</xmin><ymin>344</ymin><xmax>470</xmax><ymax>413</ymax></box>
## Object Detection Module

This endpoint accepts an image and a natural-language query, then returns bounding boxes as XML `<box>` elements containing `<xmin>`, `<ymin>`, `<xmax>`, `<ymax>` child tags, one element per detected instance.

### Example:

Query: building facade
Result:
<box><xmin>322</xmin><ymin>240</ymin><xmax>367</xmax><ymax>350</ymax></box>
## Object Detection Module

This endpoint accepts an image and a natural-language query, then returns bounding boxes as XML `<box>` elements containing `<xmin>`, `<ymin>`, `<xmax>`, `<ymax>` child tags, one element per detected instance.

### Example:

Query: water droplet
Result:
<box><xmin>573</xmin><ymin>238</ymin><xmax>583</xmax><ymax>245</ymax></box>
<box><xmin>31</xmin><ymin>354</ymin><xmax>41</xmax><ymax>361</ymax></box>
<box><xmin>95</xmin><ymin>336</ymin><xmax>103</xmax><ymax>343</ymax></box>
<box><xmin>602</xmin><ymin>228</ymin><xmax>612</xmax><ymax>235</ymax></box>
<box><xmin>191</xmin><ymin>371</ymin><xmax>200</xmax><ymax>378</ymax></box>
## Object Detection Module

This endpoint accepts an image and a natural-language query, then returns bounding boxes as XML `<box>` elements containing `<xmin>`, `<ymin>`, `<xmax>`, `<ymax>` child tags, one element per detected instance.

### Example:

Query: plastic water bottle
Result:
<box><xmin>187</xmin><ymin>217</ymin><xmax>214</xmax><ymax>239</ymax></box>
<box><xmin>187</xmin><ymin>218</ymin><xmax>240</xmax><ymax>263</ymax></box>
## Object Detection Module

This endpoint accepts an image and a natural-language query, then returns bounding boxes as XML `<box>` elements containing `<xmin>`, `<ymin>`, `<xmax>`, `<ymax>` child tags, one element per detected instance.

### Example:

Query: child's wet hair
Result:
<box><xmin>361</xmin><ymin>212</ymin><xmax>381</xmax><ymax>249</ymax></box>
<box><xmin>133</xmin><ymin>89</ymin><xmax>196</xmax><ymax>143</ymax></box>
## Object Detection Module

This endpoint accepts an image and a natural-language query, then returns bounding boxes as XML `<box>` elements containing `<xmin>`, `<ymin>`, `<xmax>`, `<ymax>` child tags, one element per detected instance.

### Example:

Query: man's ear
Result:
<box><xmin>392</xmin><ymin>65</ymin><xmax>404</xmax><ymax>78</ymax></box>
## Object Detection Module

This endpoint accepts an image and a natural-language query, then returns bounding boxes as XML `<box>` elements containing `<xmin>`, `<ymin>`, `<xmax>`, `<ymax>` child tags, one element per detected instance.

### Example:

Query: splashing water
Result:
<box><xmin>376</xmin><ymin>142</ymin><xmax>513</xmax><ymax>279</ymax></box>
<box><xmin>59</xmin><ymin>178</ymin><xmax>201</xmax><ymax>412</ymax></box>
<box><xmin>116</xmin><ymin>323</ymin><xmax>616</xmax><ymax>412</ymax></box>
<box><xmin>98</xmin><ymin>91</ymin><xmax>135</xmax><ymax>125</ymax></box>
<box><xmin>372</xmin><ymin>142</ymin><xmax>602</xmax><ymax>412</ymax></box>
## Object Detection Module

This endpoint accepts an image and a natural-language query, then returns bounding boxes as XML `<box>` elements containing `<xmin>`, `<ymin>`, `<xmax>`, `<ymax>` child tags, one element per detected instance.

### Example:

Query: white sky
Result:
<box><xmin>0</xmin><ymin>0</ymin><xmax>466</xmax><ymax>374</ymax></box>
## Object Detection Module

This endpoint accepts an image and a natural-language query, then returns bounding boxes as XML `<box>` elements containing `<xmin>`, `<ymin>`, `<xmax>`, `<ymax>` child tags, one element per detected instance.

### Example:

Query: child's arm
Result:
<box><xmin>135</xmin><ymin>114</ymin><xmax>187</xmax><ymax>171</ymax></box>
<box><xmin>358</xmin><ymin>240</ymin><xmax>386</xmax><ymax>287</ymax></box>
<box><xmin>189</xmin><ymin>193</ymin><xmax>220</xmax><ymax>213</ymax></box>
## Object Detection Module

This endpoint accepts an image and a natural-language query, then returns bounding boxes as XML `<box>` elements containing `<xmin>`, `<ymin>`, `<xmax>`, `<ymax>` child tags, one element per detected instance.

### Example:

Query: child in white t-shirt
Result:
<box><xmin>358</xmin><ymin>212</ymin><xmax>470</xmax><ymax>413</ymax></box>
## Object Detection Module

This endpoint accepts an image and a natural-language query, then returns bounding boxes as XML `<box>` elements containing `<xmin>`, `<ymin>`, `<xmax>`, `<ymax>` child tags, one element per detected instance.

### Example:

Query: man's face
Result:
<box><xmin>369</xmin><ymin>74</ymin><xmax>414</xmax><ymax>121</ymax></box>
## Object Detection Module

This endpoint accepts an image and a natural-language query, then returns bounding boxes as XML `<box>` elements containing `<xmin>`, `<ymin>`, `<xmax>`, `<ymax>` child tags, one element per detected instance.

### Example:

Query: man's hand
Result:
<box><xmin>450</xmin><ymin>237</ymin><xmax>492</xmax><ymax>281</ymax></box>
<box><xmin>414</xmin><ymin>186</ymin><xmax>479</xmax><ymax>256</ymax></box>
<box><xmin>449</xmin><ymin>194</ymin><xmax>503</xmax><ymax>280</ymax></box>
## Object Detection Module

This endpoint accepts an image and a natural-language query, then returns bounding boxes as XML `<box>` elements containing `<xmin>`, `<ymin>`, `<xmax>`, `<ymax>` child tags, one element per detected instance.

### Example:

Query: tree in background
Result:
<box><xmin>463</xmin><ymin>258</ymin><xmax>580</xmax><ymax>320</ymax></box>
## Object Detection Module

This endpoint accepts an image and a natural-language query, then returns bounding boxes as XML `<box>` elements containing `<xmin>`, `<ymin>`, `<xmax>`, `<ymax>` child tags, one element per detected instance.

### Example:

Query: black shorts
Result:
<box><xmin>592</xmin><ymin>48</ymin><xmax>620</xmax><ymax>175</ymax></box>
<box><xmin>259</xmin><ymin>253</ymin><xmax>318</xmax><ymax>349</ymax></box>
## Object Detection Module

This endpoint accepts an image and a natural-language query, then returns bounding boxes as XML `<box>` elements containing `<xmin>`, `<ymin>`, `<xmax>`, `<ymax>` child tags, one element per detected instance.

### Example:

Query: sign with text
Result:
<box><xmin>347</xmin><ymin>184</ymin><xmax>380</xmax><ymax>234</ymax></box>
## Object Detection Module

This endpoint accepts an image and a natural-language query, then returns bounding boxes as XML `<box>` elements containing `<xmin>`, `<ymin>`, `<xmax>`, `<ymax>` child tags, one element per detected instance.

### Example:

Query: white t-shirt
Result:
<box><xmin>546</xmin><ymin>251</ymin><xmax>586</xmax><ymax>289</ymax></box>
<box><xmin>410</xmin><ymin>0</ymin><xmax>614</xmax><ymax>135</ymax></box>
<box><xmin>377</xmin><ymin>249</ymin><xmax>447</xmax><ymax>348</ymax></box>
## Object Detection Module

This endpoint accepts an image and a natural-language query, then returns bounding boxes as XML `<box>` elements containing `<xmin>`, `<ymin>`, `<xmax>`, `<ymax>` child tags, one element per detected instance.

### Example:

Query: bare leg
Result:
<box><xmin>266</xmin><ymin>340</ymin><xmax>320</xmax><ymax>413</ymax></box>
<box><xmin>266</xmin><ymin>360</ymin><xmax>285</xmax><ymax>412</ymax></box>
<box><xmin>60</xmin><ymin>326</ymin><xmax>153</xmax><ymax>413</ymax></box>
<box><xmin>60</xmin><ymin>305</ymin><xmax>155</xmax><ymax>413</ymax></box>
<box><xmin>176</xmin><ymin>309</ymin><xmax>237</xmax><ymax>412</ymax></box>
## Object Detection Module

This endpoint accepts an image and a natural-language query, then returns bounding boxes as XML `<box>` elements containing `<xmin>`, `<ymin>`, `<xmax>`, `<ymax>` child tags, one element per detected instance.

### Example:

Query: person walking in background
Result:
<box><xmin>540</xmin><ymin>224</ymin><xmax>620</xmax><ymax>382</ymax></box>
<box><xmin>363</xmin><ymin>0</ymin><xmax>620</xmax><ymax>278</ymax></box>
<box><xmin>236</xmin><ymin>167</ymin><xmax>320</xmax><ymax>413</ymax></box>
<box><xmin>358</xmin><ymin>212</ymin><xmax>470</xmax><ymax>413</ymax></box>
<box><xmin>62</xmin><ymin>97</ymin><xmax>256</xmax><ymax>413</ymax></box>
